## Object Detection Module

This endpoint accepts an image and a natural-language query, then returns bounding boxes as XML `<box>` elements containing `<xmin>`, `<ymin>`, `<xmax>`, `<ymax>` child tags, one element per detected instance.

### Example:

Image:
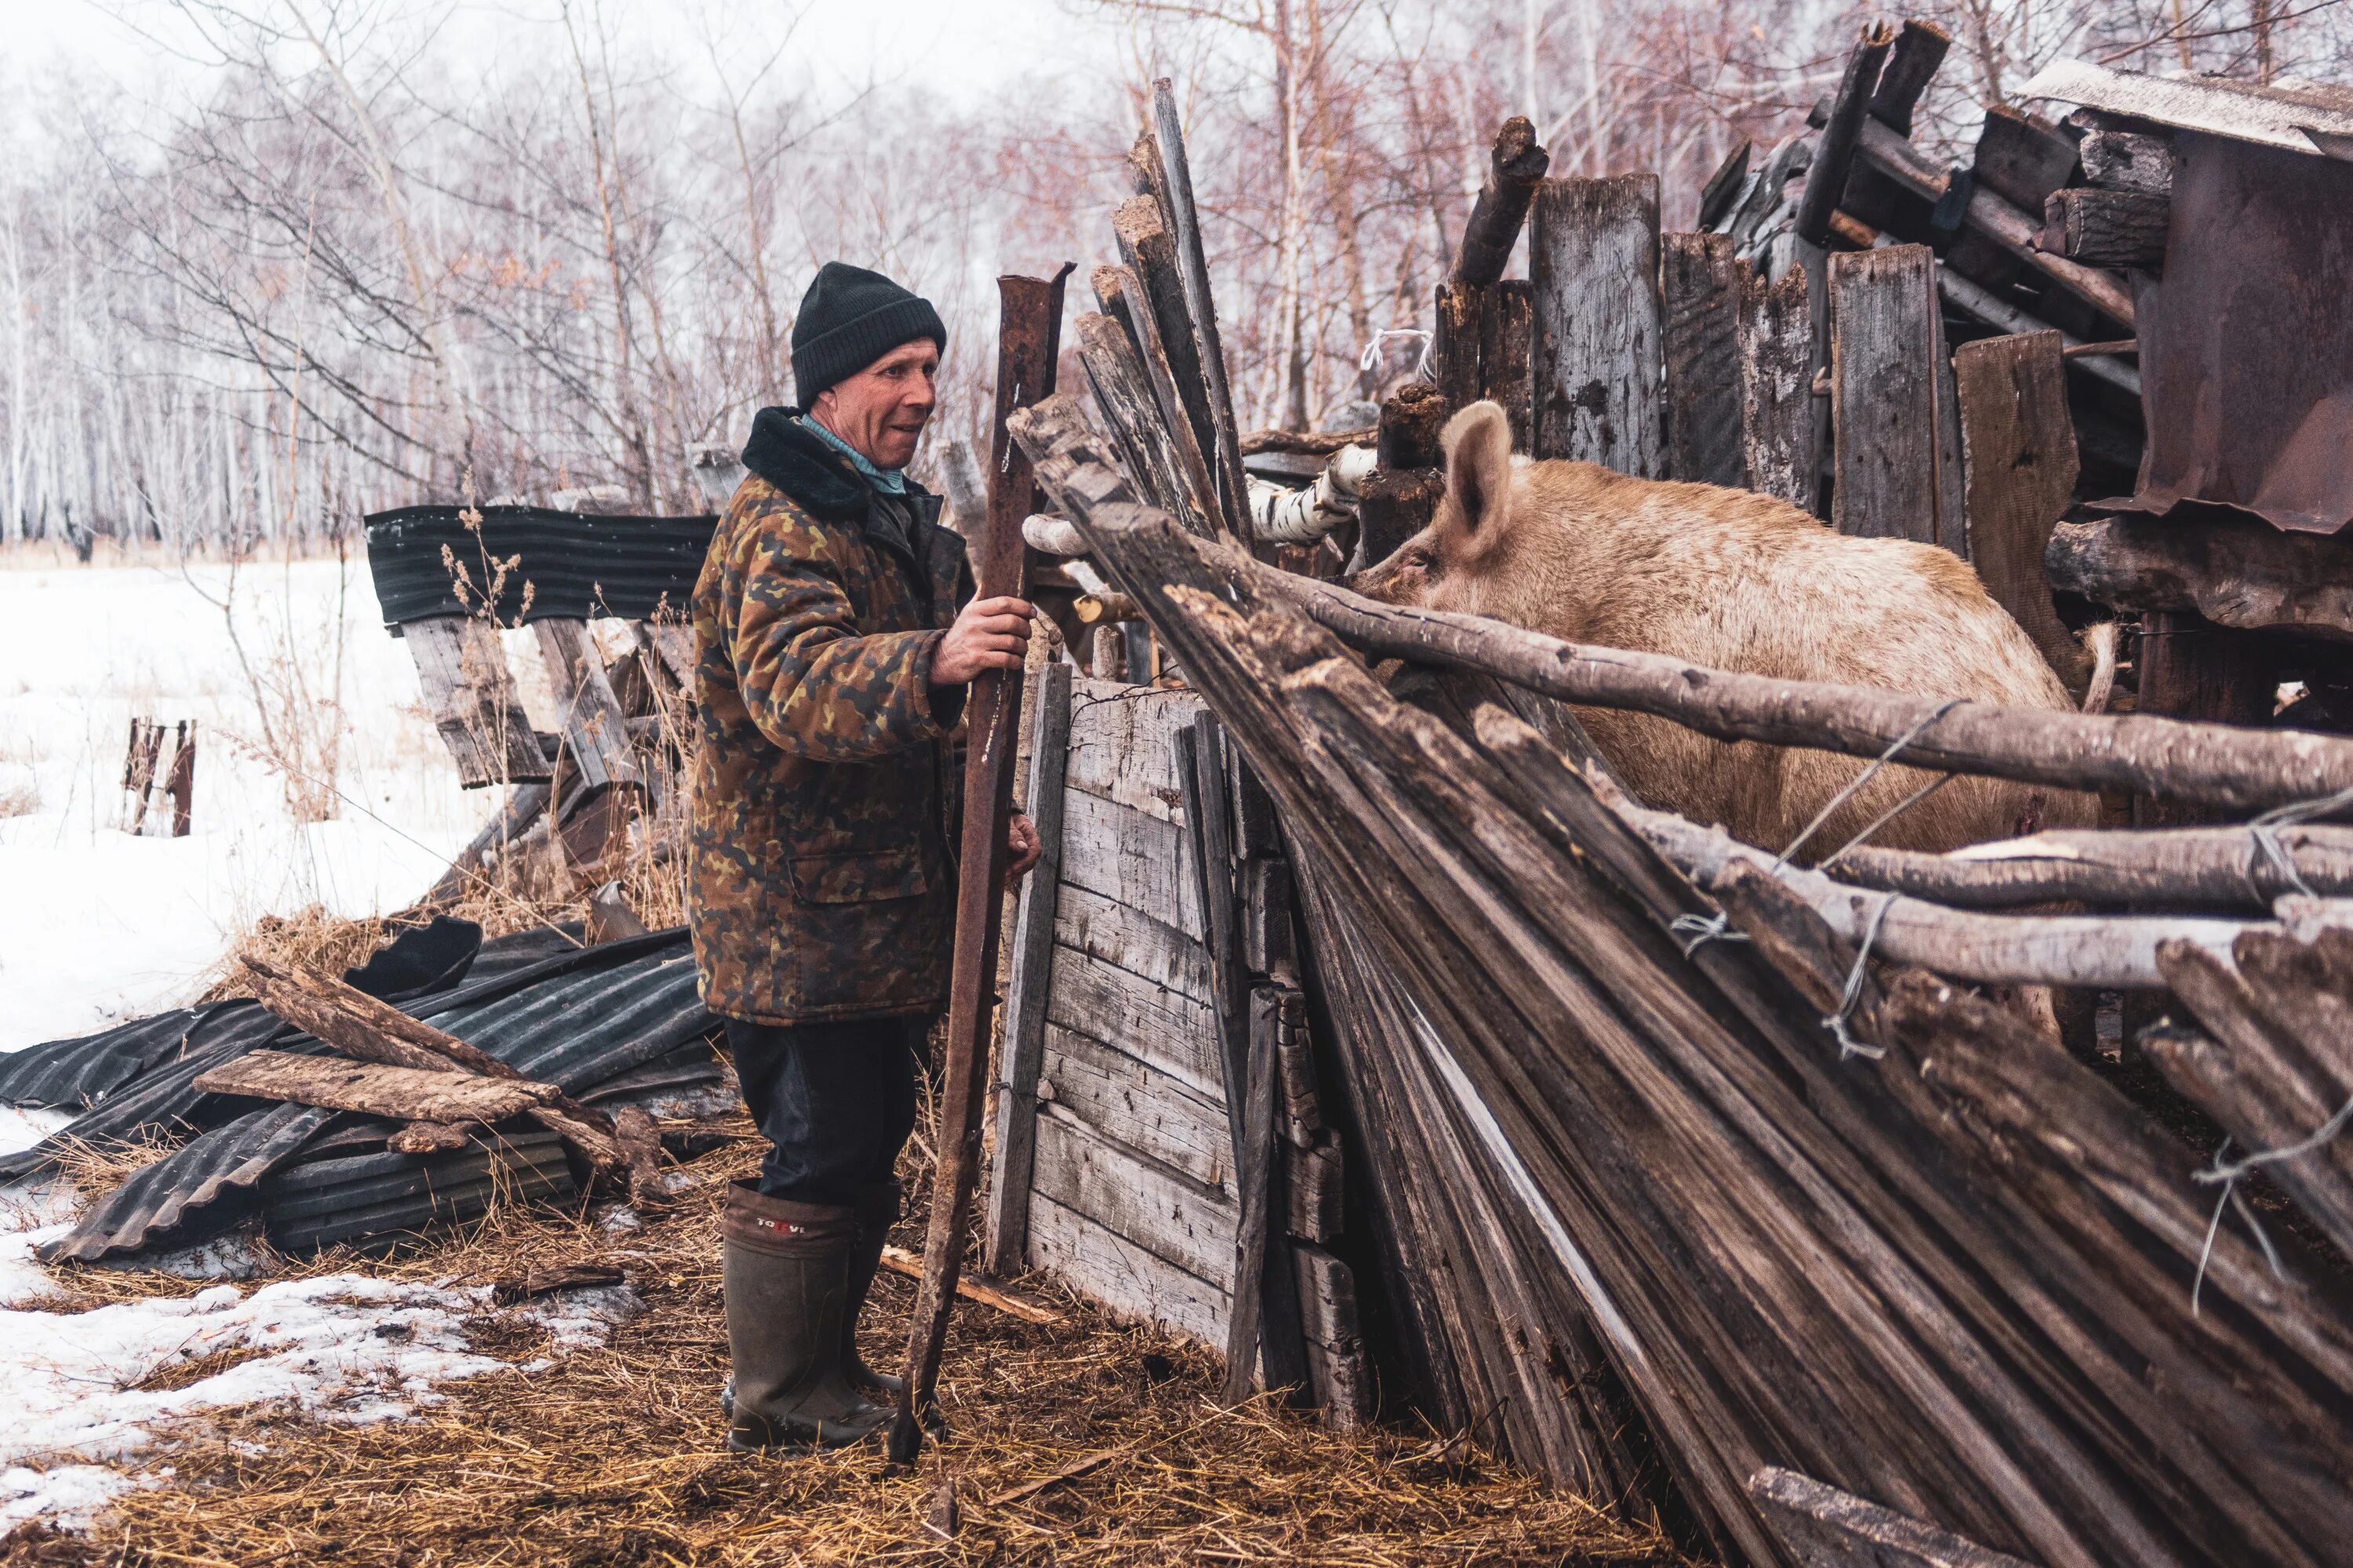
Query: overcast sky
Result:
<box><xmin>5</xmin><ymin>0</ymin><xmax>1100</xmax><ymax>116</ymax></box>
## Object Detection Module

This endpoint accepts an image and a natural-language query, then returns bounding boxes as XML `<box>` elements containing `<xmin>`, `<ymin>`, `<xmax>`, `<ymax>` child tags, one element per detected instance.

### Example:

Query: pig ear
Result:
<box><xmin>1439</xmin><ymin>400</ymin><xmax>1514</xmax><ymax>559</ymax></box>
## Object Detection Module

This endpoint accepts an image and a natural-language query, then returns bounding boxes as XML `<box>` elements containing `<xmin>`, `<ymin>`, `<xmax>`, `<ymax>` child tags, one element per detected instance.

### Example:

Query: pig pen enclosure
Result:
<box><xmin>9</xmin><ymin>17</ymin><xmax>2353</xmax><ymax>1566</ymax></box>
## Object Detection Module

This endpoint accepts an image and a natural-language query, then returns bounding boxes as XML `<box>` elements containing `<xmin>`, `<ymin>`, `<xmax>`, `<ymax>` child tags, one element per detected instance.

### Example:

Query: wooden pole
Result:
<box><xmin>891</xmin><ymin>264</ymin><xmax>1072</xmax><ymax>1465</ymax></box>
<box><xmin>1150</xmin><ymin>80</ymin><xmax>1253</xmax><ymax>547</ymax></box>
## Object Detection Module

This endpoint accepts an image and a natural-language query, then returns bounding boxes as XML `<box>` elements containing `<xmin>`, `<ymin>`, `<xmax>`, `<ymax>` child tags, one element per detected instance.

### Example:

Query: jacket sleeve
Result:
<box><xmin>724</xmin><ymin>505</ymin><xmax>952</xmax><ymax>763</ymax></box>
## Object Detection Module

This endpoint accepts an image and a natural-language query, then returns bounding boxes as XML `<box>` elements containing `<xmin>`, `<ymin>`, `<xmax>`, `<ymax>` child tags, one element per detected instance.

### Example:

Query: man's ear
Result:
<box><xmin>1438</xmin><ymin>401</ymin><xmax>1513</xmax><ymax>562</ymax></box>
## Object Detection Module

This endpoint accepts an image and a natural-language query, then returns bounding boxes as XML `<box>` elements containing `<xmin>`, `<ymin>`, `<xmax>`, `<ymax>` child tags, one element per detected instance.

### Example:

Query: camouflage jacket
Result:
<box><xmin>688</xmin><ymin>409</ymin><xmax>972</xmax><ymax>1024</ymax></box>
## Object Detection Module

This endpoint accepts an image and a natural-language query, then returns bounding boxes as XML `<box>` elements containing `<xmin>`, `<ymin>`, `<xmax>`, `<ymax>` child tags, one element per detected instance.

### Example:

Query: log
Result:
<box><xmin>1608</xmin><ymin>782</ymin><xmax>2286</xmax><ymax>989</ymax></box>
<box><xmin>1830</xmin><ymin>245</ymin><xmax>1952</xmax><ymax>548</ymax></box>
<box><xmin>1971</xmin><ymin>104</ymin><xmax>2080</xmax><ymax>216</ymax></box>
<box><xmin>1953</xmin><ymin>332</ymin><xmax>2085</xmax><ymax>693</ymax></box>
<box><xmin>1865</xmin><ymin>20</ymin><xmax>1951</xmax><ymax>136</ymax></box>
<box><xmin>1935</xmin><ymin>267</ymin><xmax>2141</xmax><ymax>398</ymax></box>
<box><xmin>2042</xmin><ymin>187</ymin><xmax>2169</xmax><ymax>269</ymax></box>
<box><xmin>2046</xmin><ymin>510</ymin><xmax>2353</xmax><ymax>642</ymax></box>
<box><xmin>1355</xmin><ymin>469</ymin><xmax>1444</xmax><ymax>572</ymax></box>
<box><xmin>1661</xmin><ymin>231</ymin><xmax>1747</xmax><ymax>488</ymax></box>
<box><xmin>2079</xmin><ymin>129</ymin><xmax>2173</xmax><ymax>195</ymax></box>
<box><xmin>1750</xmin><ymin>1466</ymin><xmax>2038</xmax><ymax>1568</ymax></box>
<box><xmin>1374</xmin><ymin>381</ymin><xmax>1448</xmax><ymax>471</ymax></box>
<box><xmin>1794</xmin><ymin>23</ymin><xmax>1894</xmax><ymax>249</ymax></box>
<box><xmin>1738</xmin><ymin>264</ymin><xmax>1816</xmax><ymax>508</ymax></box>
<box><xmin>983</xmin><ymin>662</ymin><xmax>1073</xmax><ymax>1275</ymax></box>
<box><xmin>1216</xmin><ymin>558</ymin><xmax>2353</xmax><ymax>816</ymax></box>
<box><xmin>1455</xmin><ymin>116</ymin><xmax>1550</xmax><ymax>286</ymax></box>
<box><xmin>895</xmin><ymin>265</ymin><xmax>1069</xmax><ymax>1464</ymax></box>
<box><xmin>1852</xmin><ymin>115</ymin><xmax>2136</xmax><ymax>329</ymax></box>
<box><xmin>1530</xmin><ymin>175</ymin><xmax>1663</xmax><ymax>475</ymax></box>
<box><xmin>195</xmin><ymin>1050</ymin><xmax>557</xmax><ymax>1124</ymax></box>
<box><xmin>404</xmin><ymin>614</ymin><xmax>551</xmax><ymax>787</ymax></box>
<box><xmin>1829</xmin><ymin>822</ymin><xmax>2353</xmax><ymax>911</ymax></box>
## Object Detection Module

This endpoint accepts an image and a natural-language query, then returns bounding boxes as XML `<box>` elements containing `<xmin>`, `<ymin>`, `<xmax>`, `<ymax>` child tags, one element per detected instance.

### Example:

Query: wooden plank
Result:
<box><xmin>403</xmin><ymin>615</ymin><xmax>550</xmax><ymax>787</ymax></box>
<box><xmin>984</xmin><ymin>663</ymin><xmax>1073</xmax><ymax>1275</ymax></box>
<box><xmin>194</xmin><ymin>1050</ymin><xmax>556</xmax><ymax>1123</ymax></box>
<box><xmin>1830</xmin><ymin>244</ymin><xmax>1949</xmax><ymax>545</ymax></box>
<box><xmin>1285</xmin><ymin>1133</ymin><xmax>1344</xmax><ymax>1242</ymax></box>
<box><xmin>1750</xmin><ymin>1467</ymin><xmax>2038</xmax><ymax>1568</ymax></box>
<box><xmin>1076</xmin><ymin>311</ymin><xmax>1211</xmax><ymax>537</ymax></box>
<box><xmin>1529</xmin><ymin>173</ymin><xmax>1663</xmax><ymax>475</ymax></box>
<box><xmin>1224</xmin><ymin>984</ymin><xmax>1311</xmax><ymax>1402</ymax></box>
<box><xmin>1024</xmin><ymin>1193</ymin><xmax>1227</xmax><ymax>1346</ymax></box>
<box><xmin>1057</xmin><ymin>789</ymin><xmax>1200</xmax><ymax>936</ymax></box>
<box><xmin>1051</xmin><ymin>882</ymin><xmax>1212</xmax><ymax>1007</ymax></box>
<box><xmin>534</xmin><ymin>618</ymin><xmax>645</xmax><ymax>798</ymax></box>
<box><xmin>1029</xmin><ymin>1105</ymin><xmax>1236</xmax><ymax>1286</ymax></box>
<box><xmin>1737</xmin><ymin>265</ymin><xmax>1814</xmax><ymax>508</ymax></box>
<box><xmin>1661</xmin><ymin>231</ymin><xmax>1746</xmax><ymax>488</ymax></box>
<box><xmin>637</xmin><ymin>622</ymin><xmax>697</xmax><ymax>693</ymax></box>
<box><xmin>1062</xmin><ymin>679</ymin><xmax>1201</xmax><ymax>822</ymax></box>
<box><xmin>1931</xmin><ymin>309</ymin><xmax>1969</xmax><ymax>560</ymax></box>
<box><xmin>1044</xmin><ymin>939</ymin><xmax>1223</xmax><ymax>1093</ymax></box>
<box><xmin>1431</xmin><ymin>281</ymin><xmax>1486</xmax><ymax>413</ymax></box>
<box><xmin>1954</xmin><ymin>333</ymin><xmax>2084</xmax><ymax>694</ymax></box>
<box><xmin>1037</xmin><ymin>1023</ymin><xmax>1229</xmax><ymax>1189</ymax></box>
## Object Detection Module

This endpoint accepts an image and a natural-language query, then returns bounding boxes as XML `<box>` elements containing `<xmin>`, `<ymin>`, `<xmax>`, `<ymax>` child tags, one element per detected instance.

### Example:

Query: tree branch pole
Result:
<box><xmin>1829</xmin><ymin>824</ymin><xmax>2353</xmax><ymax>911</ymax></box>
<box><xmin>891</xmin><ymin>264</ymin><xmax>1072</xmax><ymax>1466</ymax></box>
<box><xmin>1151</xmin><ymin>79</ymin><xmax>1254</xmax><ymax>548</ymax></box>
<box><xmin>1233</xmin><ymin>557</ymin><xmax>2353</xmax><ymax>817</ymax></box>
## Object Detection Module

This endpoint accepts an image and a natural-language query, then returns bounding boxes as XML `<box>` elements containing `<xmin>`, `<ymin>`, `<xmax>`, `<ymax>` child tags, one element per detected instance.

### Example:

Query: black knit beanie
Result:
<box><xmin>790</xmin><ymin>262</ymin><xmax>947</xmax><ymax>406</ymax></box>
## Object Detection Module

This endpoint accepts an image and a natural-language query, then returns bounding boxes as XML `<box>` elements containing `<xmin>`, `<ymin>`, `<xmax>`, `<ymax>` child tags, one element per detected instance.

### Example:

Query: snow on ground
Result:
<box><xmin>0</xmin><ymin>549</ymin><xmax>535</xmax><ymax>1050</ymax></box>
<box><xmin>0</xmin><ymin>550</ymin><xmax>643</xmax><ymax>1532</ymax></box>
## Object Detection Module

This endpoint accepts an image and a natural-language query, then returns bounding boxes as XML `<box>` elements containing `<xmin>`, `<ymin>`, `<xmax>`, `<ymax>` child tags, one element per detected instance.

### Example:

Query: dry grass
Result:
<box><xmin>8</xmin><ymin>1122</ymin><xmax>1686</xmax><ymax>1567</ymax></box>
<box><xmin>199</xmin><ymin>906</ymin><xmax>413</xmax><ymax>1002</ymax></box>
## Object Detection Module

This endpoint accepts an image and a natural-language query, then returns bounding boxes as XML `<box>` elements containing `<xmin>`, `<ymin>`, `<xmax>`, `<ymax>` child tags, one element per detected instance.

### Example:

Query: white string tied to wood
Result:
<box><xmin>1672</xmin><ymin>699</ymin><xmax>1961</xmax><ymax>971</ymax></box>
<box><xmin>1360</xmin><ymin>328</ymin><xmax>1433</xmax><ymax>381</ymax></box>
<box><xmin>2189</xmin><ymin>1091</ymin><xmax>2353</xmax><ymax>1315</ymax></box>
<box><xmin>1824</xmin><ymin>892</ymin><xmax>1897</xmax><ymax>1060</ymax></box>
<box><xmin>2243</xmin><ymin>780</ymin><xmax>2353</xmax><ymax>901</ymax></box>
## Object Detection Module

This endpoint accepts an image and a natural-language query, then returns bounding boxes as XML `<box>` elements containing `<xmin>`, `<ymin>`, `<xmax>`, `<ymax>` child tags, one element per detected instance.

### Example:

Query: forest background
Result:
<box><xmin>0</xmin><ymin>0</ymin><xmax>2344</xmax><ymax>554</ymax></box>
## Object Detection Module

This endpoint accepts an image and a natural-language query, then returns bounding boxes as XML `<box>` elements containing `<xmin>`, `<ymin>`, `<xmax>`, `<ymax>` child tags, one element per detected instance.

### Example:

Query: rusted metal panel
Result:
<box><xmin>2125</xmin><ymin>133</ymin><xmax>2353</xmax><ymax>535</ymax></box>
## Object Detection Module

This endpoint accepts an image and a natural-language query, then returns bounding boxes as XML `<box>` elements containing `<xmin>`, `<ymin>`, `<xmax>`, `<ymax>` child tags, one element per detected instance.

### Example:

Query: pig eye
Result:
<box><xmin>1401</xmin><ymin>545</ymin><xmax>1437</xmax><ymax>576</ymax></box>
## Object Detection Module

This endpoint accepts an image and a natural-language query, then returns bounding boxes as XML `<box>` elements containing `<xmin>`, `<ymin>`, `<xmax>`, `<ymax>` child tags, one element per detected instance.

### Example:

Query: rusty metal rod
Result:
<box><xmin>891</xmin><ymin>264</ymin><xmax>1073</xmax><ymax>1465</ymax></box>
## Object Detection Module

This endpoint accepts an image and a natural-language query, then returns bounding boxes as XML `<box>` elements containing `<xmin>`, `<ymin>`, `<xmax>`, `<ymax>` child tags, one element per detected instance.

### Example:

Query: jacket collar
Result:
<box><xmin>741</xmin><ymin>406</ymin><xmax>895</xmax><ymax>522</ymax></box>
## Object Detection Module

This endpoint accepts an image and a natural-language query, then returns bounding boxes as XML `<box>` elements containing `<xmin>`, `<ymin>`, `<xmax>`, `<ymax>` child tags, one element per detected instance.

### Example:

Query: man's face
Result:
<box><xmin>811</xmin><ymin>339</ymin><xmax>941</xmax><ymax>471</ymax></box>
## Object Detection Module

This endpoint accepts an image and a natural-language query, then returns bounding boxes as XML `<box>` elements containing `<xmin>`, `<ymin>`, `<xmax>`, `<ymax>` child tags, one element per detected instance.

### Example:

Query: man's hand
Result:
<box><xmin>933</xmin><ymin>595</ymin><xmax>1035</xmax><ymax>686</ymax></box>
<box><xmin>1003</xmin><ymin>813</ymin><xmax>1043</xmax><ymax>886</ymax></box>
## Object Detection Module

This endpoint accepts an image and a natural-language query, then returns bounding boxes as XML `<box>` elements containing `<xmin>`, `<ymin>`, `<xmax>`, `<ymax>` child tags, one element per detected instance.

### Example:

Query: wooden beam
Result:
<box><xmin>983</xmin><ymin>662</ymin><xmax>1073</xmax><ymax>1275</ymax></box>
<box><xmin>1794</xmin><ymin>23</ymin><xmax>1895</xmax><ymax>249</ymax></box>
<box><xmin>2042</xmin><ymin>187</ymin><xmax>2169</xmax><ymax>268</ymax></box>
<box><xmin>1750</xmin><ymin>1466</ymin><xmax>2038</xmax><ymax>1568</ymax></box>
<box><xmin>1829</xmin><ymin>822</ymin><xmax>2353</xmax><ymax>911</ymax></box>
<box><xmin>1661</xmin><ymin>231</ymin><xmax>1747</xmax><ymax>488</ymax></box>
<box><xmin>1454</xmin><ymin>116</ymin><xmax>1550</xmax><ymax>286</ymax></box>
<box><xmin>1530</xmin><ymin>174</ymin><xmax>1663</xmax><ymax>475</ymax></box>
<box><xmin>2046</xmin><ymin>511</ymin><xmax>2353</xmax><ymax>641</ymax></box>
<box><xmin>1954</xmin><ymin>332</ymin><xmax>2085</xmax><ymax>693</ymax></box>
<box><xmin>1222</xmin><ymin>984</ymin><xmax>1312</xmax><ymax>1402</ymax></box>
<box><xmin>1830</xmin><ymin>245</ymin><xmax>1951</xmax><ymax>546</ymax></box>
<box><xmin>534</xmin><ymin>618</ymin><xmax>646</xmax><ymax>801</ymax></box>
<box><xmin>1865</xmin><ymin>20</ymin><xmax>1951</xmax><ymax>136</ymax></box>
<box><xmin>1971</xmin><ymin>104</ymin><xmax>2081</xmax><ymax>215</ymax></box>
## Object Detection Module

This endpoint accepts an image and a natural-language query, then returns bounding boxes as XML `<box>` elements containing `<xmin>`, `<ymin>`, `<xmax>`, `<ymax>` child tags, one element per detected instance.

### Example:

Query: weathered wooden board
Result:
<box><xmin>1481</xmin><ymin>280</ymin><xmax>1536</xmax><ymax>453</ymax></box>
<box><xmin>534</xmin><ymin>618</ymin><xmax>644</xmax><ymax>798</ymax></box>
<box><xmin>1750</xmin><ymin>1466</ymin><xmax>2038</xmax><ymax>1568</ymax></box>
<box><xmin>1029</xmin><ymin>1105</ymin><xmax>1237</xmax><ymax>1286</ymax></box>
<box><xmin>984</xmin><ymin>664</ymin><xmax>1073</xmax><ymax>1275</ymax></box>
<box><xmin>1954</xmin><ymin>333</ymin><xmax>2084</xmax><ymax>693</ymax></box>
<box><xmin>1058</xmin><ymin>789</ymin><xmax>1201</xmax><ymax>936</ymax></box>
<box><xmin>1738</xmin><ymin>266</ymin><xmax>1814</xmax><ymax>509</ymax></box>
<box><xmin>1830</xmin><ymin>245</ymin><xmax>1949</xmax><ymax>545</ymax></box>
<box><xmin>1052</xmin><ymin>882</ymin><xmax>1212</xmax><ymax>1006</ymax></box>
<box><xmin>1063</xmin><ymin>680</ymin><xmax>1201</xmax><ymax>822</ymax></box>
<box><xmin>194</xmin><ymin>1050</ymin><xmax>555</xmax><ymax>1124</ymax></box>
<box><xmin>1662</xmin><ymin>231</ymin><xmax>1747</xmax><ymax>488</ymax></box>
<box><xmin>1530</xmin><ymin>174</ymin><xmax>1663</xmax><ymax>475</ymax></box>
<box><xmin>1039</xmin><ymin>1024</ymin><xmax>1229</xmax><ymax>1190</ymax></box>
<box><xmin>404</xmin><ymin>615</ymin><xmax>550</xmax><ymax>787</ymax></box>
<box><xmin>1024</xmin><ymin>1193</ymin><xmax>1229</xmax><ymax>1346</ymax></box>
<box><xmin>1286</xmin><ymin>1133</ymin><xmax>1344</xmax><ymax>1242</ymax></box>
<box><xmin>1043</xmin><ymin>940</ymin><xmax>1223</xmax><ymax>1094</ymax></box>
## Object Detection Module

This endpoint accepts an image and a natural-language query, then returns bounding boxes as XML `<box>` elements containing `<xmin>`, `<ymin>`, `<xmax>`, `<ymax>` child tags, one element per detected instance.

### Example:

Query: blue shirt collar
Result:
<box><xmin>799</xmin><ymin>414</ymin><xmax>908</xmax><ymax>495</ymax></box>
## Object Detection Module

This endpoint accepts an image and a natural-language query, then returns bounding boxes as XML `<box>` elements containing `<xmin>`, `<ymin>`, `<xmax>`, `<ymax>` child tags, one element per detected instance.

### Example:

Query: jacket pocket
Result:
<box><xmin>787</xmin><ymin>846</ymin><xmax>931</xmax><ymax>904</ymax></box>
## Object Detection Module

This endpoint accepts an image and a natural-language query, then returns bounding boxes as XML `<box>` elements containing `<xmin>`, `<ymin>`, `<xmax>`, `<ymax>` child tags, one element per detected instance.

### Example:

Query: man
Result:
<box><xmin>689</xmin><ymin>260</ymin><xmax>1042</xmax><ymax>1453</ymax></box>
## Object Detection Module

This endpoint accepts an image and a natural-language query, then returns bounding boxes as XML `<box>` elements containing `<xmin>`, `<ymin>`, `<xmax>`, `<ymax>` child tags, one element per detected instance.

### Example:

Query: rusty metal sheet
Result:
<box><xmin>2123</xmin><ymin>133</ymin><xmax>2353</xmax><ymax>534</ymax></box>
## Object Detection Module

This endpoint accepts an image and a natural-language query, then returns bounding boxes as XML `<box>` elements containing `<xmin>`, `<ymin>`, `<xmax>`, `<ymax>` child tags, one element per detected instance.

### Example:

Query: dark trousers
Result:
<box><xmin>725</xmin><ymin>1015</ymin><xmax>932</xmax><ymax>1207</ymax></box>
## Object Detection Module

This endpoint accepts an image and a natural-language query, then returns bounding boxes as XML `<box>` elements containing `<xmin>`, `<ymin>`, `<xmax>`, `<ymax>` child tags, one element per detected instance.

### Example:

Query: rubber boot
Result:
<box><xmin>841</xmin><ymin>1178</ymin><xmax>904</xmax><ymax>1400</ymax></box>
<box><xmin>720</xmin><ymin>1181</ymin><xmax>890</xmax><ymax>1452</ymax></box>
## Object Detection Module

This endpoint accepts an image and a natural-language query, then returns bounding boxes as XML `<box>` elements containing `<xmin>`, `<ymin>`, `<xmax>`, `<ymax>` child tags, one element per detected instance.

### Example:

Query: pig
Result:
<box><xmin>1350</xmin><ymin>399</ymin><xmax>2103</xmax><ymax>860</ymax></box>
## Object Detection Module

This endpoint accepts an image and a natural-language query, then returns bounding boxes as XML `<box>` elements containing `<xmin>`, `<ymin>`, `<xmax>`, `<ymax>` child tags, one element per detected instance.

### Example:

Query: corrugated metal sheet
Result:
<box><xmin>2122</xmin><ymin>134</ymin><xmax>2353</xmax><ymax>534</ymax></box>
<box><xmin>42</xmin><ymin>1104</ymin><xmax>336</xmax><ymax>1264</ymax></box>
<box><xmin>364</xmin><ymin>505</ymin><xmax>713</xmax><ymax>628</ymax></box>
<box><xmin>8</xmin><ymin>926</ymin><xmax>723</xmax><ymax>1261</ymax></box>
